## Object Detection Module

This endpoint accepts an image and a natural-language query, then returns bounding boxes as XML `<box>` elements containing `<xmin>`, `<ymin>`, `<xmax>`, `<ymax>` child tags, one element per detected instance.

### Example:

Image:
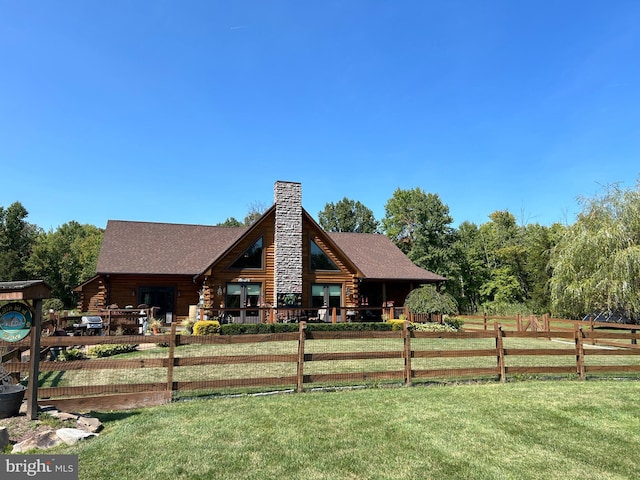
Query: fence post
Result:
<box><xmin>331</xmin><ymin>307</ymin><xmax>337</xmax><ymax>324</ymax></box>
<box><xmin>544</xmin><ymin>314</ymin><xmax>551</xmax><ymax>341</ymax></box>
<box><xmin>27</xmin><ymin>298</ymin><xmax>43</xmax><ymax>420</ymax></box>
<box><xmin>483</xmin><ymin>312</ymin><xmax>487</xmax><ymax>330</ymax></box>
<box><xmin>575</xmin><ymin>325</ymin><xmax>586</xmax><ymax>380</ymax></box>
<box><xmin>516</xmin><ymin>314</ymin><xmax>522</xmax><ymax>332</ymax></box>
<box><xmin>296</xmin><ymin>322</ymin><xmax>307</xmax><ymax>393</ymax></box>
<box><xmin>403</xmin><ymin>321</ymin><xmax>412</xmax><ymax>387</ymax></box>
<box><xmin>495</xmin><ymin>323</ymin><xmax>506</xmax><ymax>383</ymax></box>
<box><xmin>166</xmin><ymin>323</ymin><xmax>177</xmax><ymax>395</ymax></box>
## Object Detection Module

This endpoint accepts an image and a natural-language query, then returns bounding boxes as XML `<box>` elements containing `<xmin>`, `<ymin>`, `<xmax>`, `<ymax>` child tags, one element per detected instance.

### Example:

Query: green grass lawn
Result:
<box><xmin>53</xmin><ymin>380</ymin><xmax>640</xmax><ymax>480</ymax></box>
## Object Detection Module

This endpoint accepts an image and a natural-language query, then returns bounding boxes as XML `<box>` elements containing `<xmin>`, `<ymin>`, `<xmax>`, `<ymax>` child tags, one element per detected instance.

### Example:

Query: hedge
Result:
<box><xmin>219</xmin><ymin>322</ymin><xmax>393</xmax><ymax>335</ymax></box>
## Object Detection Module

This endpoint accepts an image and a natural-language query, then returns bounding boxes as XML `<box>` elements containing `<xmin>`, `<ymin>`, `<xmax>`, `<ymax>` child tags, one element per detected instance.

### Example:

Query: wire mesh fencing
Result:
<box><xmin>3</xmin><ymin>322</ymin><xmax>640</xmax><ymax>412</ymax></box>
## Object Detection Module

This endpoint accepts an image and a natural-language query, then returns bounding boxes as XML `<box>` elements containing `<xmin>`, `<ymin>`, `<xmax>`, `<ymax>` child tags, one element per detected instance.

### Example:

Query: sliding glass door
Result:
<box><xmin>225</xmin><ymin>283</ymin><xmax>261</xmax><ymax>323</ymax></box>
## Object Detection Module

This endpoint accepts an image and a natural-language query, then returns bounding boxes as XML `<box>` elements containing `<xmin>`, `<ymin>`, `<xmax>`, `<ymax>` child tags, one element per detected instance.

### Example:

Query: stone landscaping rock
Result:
<box><xmin>77</xmin><ymin>415</ymin><xmax>103</xmax><ymax>433</ymax></box>
<box><xmin>56</xmin><ymin>427</ymin><xmax>97</xmax><ymax>446</ymax></box>
<box><xmin>49</xmin><ymin>411</ymin><xmax>80</xmax><ymax>422</ymax></box>
<box><xmin>12</xmin><ymin>429</ymin><xmax>62</xmax><ymax>453</ymax></box>
<box><xmin>1</xmin><ymin>406</ymin><xmax>103</xmax><ymax>452</ymax></box>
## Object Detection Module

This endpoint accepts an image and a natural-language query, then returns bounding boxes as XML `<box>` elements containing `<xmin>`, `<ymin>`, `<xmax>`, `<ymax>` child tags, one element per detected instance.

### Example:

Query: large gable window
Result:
<box><xmin>231</xmin><ymin>237</ymin><xmax>263</xmax><ymax>269</ymax></box>
<box><xmin>311</xmin><ymin>239</ymin><xmax>339</xmax><ymax>271</ymax></box>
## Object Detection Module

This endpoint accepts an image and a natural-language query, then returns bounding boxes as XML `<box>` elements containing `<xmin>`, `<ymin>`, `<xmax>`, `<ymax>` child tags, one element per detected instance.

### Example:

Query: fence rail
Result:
<box><xmin>3</xmin><ymin>321</ymin><xmax>640</xmax><ymax>412</ymax></box>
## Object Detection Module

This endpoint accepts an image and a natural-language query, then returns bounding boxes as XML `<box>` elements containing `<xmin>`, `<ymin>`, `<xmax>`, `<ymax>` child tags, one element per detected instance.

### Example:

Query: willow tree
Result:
<box><xmin>550</xmin><ymin>181</ymin><xmax>640</xmax><ymax>320</ymax></box>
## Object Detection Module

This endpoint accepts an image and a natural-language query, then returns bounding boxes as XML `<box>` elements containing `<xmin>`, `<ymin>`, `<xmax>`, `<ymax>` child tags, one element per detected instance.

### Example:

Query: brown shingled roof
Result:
<box><xmin>97</xmin><ymin>220</ymin><xmax>445</xmax><ymax>282</ymax></box>
<box><xmin>96</xmin><ymin>220</ymin><xmax>246</xmax><ymax>275</ymax></box>
<box><xmin>328</xmin><ymin>232</ymin><xmax>446</xmax><ymax>282</ymax></box>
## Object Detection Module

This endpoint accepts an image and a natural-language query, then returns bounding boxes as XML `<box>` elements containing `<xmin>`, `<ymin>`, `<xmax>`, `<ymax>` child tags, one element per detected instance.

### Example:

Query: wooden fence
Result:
<box><xmin>3</xmin><ymin>321</ymin><xmax>640</xmax><ymax>412</ymax></box>
<box><xmin>459</xmin><ymin>313</ymin><xmax>639</xmax><ymax>346</ymax></box>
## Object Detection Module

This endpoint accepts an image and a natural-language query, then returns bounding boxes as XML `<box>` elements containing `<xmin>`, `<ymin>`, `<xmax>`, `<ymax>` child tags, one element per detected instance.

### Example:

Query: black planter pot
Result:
<box><xmin>0</xmin><ymin>385</ymin><xmax>26</xmax><ymax>418</ymax></box>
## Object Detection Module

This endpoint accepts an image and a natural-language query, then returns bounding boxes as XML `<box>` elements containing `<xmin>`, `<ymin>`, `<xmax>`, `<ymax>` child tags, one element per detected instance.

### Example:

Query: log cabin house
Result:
<box><xmin>75</xmin><ymin>181</ymin><xmax>445</xmax><ymax>325</ymax></box>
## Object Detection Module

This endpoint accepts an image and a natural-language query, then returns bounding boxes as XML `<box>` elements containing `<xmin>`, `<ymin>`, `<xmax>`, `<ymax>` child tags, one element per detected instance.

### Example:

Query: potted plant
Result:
<box><xmin>180</xmin><ymin>318</ymin><xmax>195</xmax><ymax>334</ymax></box>
<box><xmin>150</xmin><ymin>319</ymin><xmax>163</xmax><ymax>334</ymax></box>
<box><xmin>0</xmin><ymin>364</ymin><xmax>26</xmax><ymax>419</ymax></box>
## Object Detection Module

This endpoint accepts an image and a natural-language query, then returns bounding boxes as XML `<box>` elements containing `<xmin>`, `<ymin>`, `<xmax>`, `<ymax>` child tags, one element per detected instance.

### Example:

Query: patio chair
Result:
<box><xmin>310</xmin><ymin>307</ymin><xmax>328</xmax><ymax>322</ymax></box>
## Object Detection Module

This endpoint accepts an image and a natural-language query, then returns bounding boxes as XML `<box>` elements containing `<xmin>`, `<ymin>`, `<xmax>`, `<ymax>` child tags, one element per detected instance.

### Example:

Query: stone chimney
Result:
<box><xmin>274</xmin><ymin>181</ymin><xmax>303</xmax><ymax>307</ymax></box>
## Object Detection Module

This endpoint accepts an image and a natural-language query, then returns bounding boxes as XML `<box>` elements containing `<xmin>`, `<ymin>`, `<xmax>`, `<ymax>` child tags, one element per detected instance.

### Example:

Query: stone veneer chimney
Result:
<box><xmin>274</xmin><ymin>181</ymin><xmax>303</xmax><ymax>306</ymax></box>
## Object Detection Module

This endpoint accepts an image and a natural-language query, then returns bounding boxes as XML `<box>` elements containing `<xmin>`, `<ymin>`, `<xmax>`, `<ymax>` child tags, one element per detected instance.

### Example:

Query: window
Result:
<box><xmin>231</xmin><ymin>237</ymin><xmax>263</xmax><ymax>269</ymax></box>
<box><xmin>311</xmin><ymin>284</ymin><xmax>342</xmax><ymax>308</ymax></box>
<box><xmin>225</xmin><ymin>282</ymin><xmax>262</xmax><ymax>323</ymax></box>
<box><xmin>310</xmin><ymin>240</ymin><xmax>339</xmax><ymax>271</ymax></box>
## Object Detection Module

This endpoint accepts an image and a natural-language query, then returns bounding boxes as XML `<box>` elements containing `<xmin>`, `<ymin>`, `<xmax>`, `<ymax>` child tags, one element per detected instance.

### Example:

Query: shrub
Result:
<box><xmin>306</xmin><ymin>322</ymin><xmax>393</xmax><ymax>332</ymax></box>
<box><xmin>413</xmin><ymin>322</ymin><xmax>458</xmax><ymax>333</ymax></box>
<box><xmin>193</xmin><ymin>320</ymin><xmax>221</xmax><ymax>335</ymax></box>
<box><xmin>405</xmin><ymin>285</ymin><xmax>458</xmax><ymax>316</ymax></box>
<box><xmin>387</xmin><ymin>319</ymin><xmax>408</xmax><ymax>331</ymax></box>
<box><xmin>220</xmin><ymin>323</ymin><xmax>280</xmax><ymax>335</ymax></box>
<box><xmin>58</xmin><ymin>348</ymin><xmax>86</xmax><ymax>361</ymax></box>
<box><xmin>443</xmin><ymin>316</ymin><xmax>464</xmax><ymax>331</ymax></box>
<box><xmin>88</xmin><ymin>344</ymin><xmax>138</xmax><ymax>358</ymax></box>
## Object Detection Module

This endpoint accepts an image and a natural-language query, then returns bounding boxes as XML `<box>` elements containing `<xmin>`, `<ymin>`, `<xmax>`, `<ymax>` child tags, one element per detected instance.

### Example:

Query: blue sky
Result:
<box><xmin>1</xmin><ymin>1</ymin><xmax>639</xmax><ymax>231</ymax></box>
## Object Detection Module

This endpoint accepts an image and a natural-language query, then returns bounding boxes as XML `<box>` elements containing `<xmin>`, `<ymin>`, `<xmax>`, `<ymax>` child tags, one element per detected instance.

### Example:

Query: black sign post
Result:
<box><xmin>27</xmin><ymin>299</ymin><xmax>43</xmax><ymax>419</ymax></box>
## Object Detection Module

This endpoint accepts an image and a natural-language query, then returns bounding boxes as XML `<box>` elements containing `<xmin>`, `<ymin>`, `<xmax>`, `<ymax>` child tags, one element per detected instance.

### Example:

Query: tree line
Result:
<box><xmin>2</xmin><ymin>178</ymin><xmax>639</xmax><ymax>320</ymax></box>
<box><xmin>318</xmin><ymin>180</ymin><xmax>640</xmax><ymax>321</ymax></box>
<box><xmin>0</xmin><ymin>203</ymin><xmax>103</xmax><ymax>310</ymax></box>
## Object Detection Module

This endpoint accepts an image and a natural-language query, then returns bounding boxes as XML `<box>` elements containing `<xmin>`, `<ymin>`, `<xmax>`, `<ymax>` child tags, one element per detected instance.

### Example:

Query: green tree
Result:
<box><xmin>550</xmin><ymin>182</ymin><xmax>640</xmax><ymax>320</ymax></box>
<box><xmin>217</xmin><ymin>217</ymin><xmax>244</xmax><ymax>227</ymax></box>
<box><xmin>475</xmin><ymin>210</ymin><xmax>529</xmax><ymax>312</ymax></box>
<box><xmin>318</xmin><ymin>197</ymin><xmax>379</xmax><ymax>233</ymax></box>
<box><xmin>0</xmin><ymin>201</ymin><xmax>40</xmax><ymax>281</ymax></box>
<box><xmin>381</xmin><ymin>188</ymin><xmax>426</xmax><ymax>255</ymax></box>
<box><xmin>521</xmin><ymin>222</ymin><xmax>564</xmax><ymax>313</ymax></box>
<box><xmin>27</xmin><ymin>222</ymin><xmax>104</xmax><ymax>307</ymax></box>
<box><xmin>382</xmin><ymin>188</ymin><xmax>455</xmax><ymax>276</ymax></box>
<box><xmin>451</xmin><ymin>212</ymin><xmax>564</xmax><ymax>316</ymax></box>
<box><xmin>450</xmin><ymin>221</ymin><xmax>489</xmax><ymax>314</ymax></box>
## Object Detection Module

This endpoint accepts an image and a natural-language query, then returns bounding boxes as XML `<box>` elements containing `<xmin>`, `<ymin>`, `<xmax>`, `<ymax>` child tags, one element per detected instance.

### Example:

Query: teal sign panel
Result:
<box><xmin>0</xmin><ymin>302</ymin><xmax>33</xmax><ymax>342</ymax></box>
